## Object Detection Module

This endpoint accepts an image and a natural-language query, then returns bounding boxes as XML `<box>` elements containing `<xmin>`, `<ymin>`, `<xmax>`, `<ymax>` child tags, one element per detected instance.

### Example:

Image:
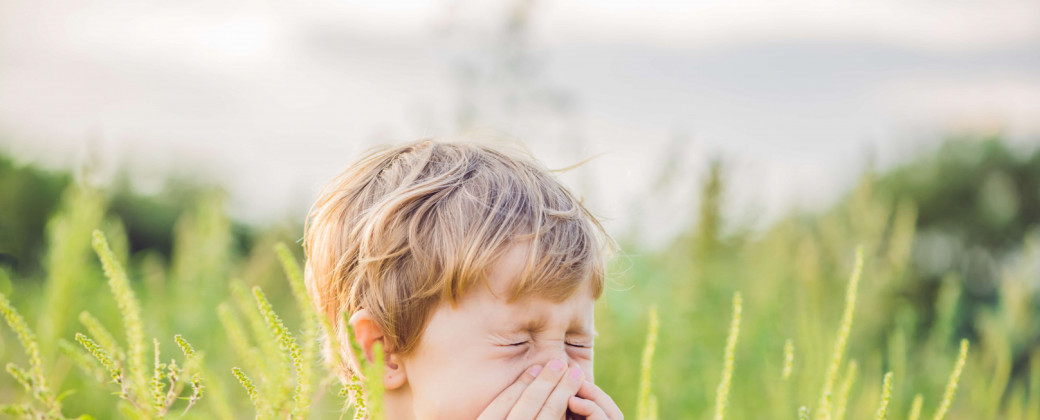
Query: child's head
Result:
<box><xmin>303</xmin><ymin>139</ymin><xmax>612</xmax><ymax>419</ymax></box>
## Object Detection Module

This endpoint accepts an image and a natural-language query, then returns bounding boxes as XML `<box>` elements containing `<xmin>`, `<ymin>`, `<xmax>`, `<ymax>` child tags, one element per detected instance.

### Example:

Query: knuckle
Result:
<box><xmin>539</xmin><ymin>403</ymin><xmax>565</xmax><ymax>419</ymax></box>
<box><xmin>532</xmin><ymin>373</ymin><xmax>560</xmax><ymax>388</ymax></box>
<box><xmin>515</xmin><ymin>388</ymin><xmax>545</xmax><ymax>408</ymax></box>
<box><xmin>516</xmin><ymin>373</ymin><xmax>536</xmax><ymax>386</ymax></box>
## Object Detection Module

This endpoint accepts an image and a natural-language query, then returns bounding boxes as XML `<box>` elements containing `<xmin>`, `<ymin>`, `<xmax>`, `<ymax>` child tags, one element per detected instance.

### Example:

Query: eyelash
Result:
<box><xmin>507</xmin><ymin>341</ymin><xmax>590</xmax><ymax>348</ymax></box>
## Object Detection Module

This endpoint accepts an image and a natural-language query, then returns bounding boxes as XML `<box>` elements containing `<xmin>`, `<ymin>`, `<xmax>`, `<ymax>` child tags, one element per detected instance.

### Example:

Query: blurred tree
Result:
<box><xmin>0</xmin><ymin>151</ymin><xmax>260</xmax><ymax>280</ymax></box>
<box><xmin>877</xmin><ymin>137</ymin><xmax>1040</xmax><ymax>302</ymax></box>
<box><xmin>875</xmin><ymin>135</ymin><xmax>1040</xmax><ymax>385</ymax></box>
<box><xmin>0</xmin><ymin>154</ymin><xmax>70</xmax><ymax>277</ymax></box>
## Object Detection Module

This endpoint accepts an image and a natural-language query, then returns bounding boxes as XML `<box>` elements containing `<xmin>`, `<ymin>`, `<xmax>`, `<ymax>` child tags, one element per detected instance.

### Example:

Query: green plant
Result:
<box><xmin>628</xmin><ymin>247</ymin><xmax>976</xmax><ymax>420</ymax></box>
<box><xmin>0</xmin><ymin>285</ymin><xmax>65</xmax><ymax>418</ymax></box>
<box><xmin>933</xmin><ymin>339</ymin><xmax>969</xmax><ymax>420</ymax></box>
<box><xmin>875</xmin><ymin>372</ymin><xmax>894</xmax><ymax>420</ymax></box>
<box><xmin>221</xmin><ymin>243</ymin><xmax>383</xmax><ymax>420</ymax></box>
<box><xmin>712</xmin><ymin>292</ymin><xmax>742</xmax><ymax>420</ymax></box>
<box><xmin>636</xmin><ymin>305</ymin><xmax>658</xmax><ymax>420</ymax></box>
<box><xmin>816</xmin><ymin>246</ymin><xmax>864</xmax><ymax>420</ymax></box>
<box><xmin>69</xmin><ymin>230</ymin><xmax>205</xmax><ymax>419</ymax></box>
<box><xmin>4</xmin><ymin>139</ymin><xmax>1038</xmax><ymax>418</ymax></box>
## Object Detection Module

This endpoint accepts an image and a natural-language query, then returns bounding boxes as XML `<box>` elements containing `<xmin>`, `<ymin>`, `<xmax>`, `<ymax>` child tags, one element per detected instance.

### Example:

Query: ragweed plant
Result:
<box><xmin>636</xmin><ymin>305</ymin><xmax>659</xmax><ymax>420</ymax></box>
<box><xmin>58</xmin><ymin>337</ymin><xmax>107</xmax><ymax>384</ymax></box>
<box><xmin>274</xmin><ymin>243</ymin><xmax>318</xmax><ymax>420</ymax></box>
<box><xmin>782</xmin><ymin>339</ymin><xmax>795</xmax><ymax>381</ymax></box>
<box><xmin>90</xmin><ymin>229</ymin><xmax>147</xmax><ymax>396</ymax></box>
<box><xmin>874</xmin><ymin>372</ymin><xmax>894</xmax><ymax>420</ymax></box>
<box><xmin>0</xmin><ymin>285</ymin><xmax>64</xmax><ymax>418</ymax></box>
<box><xmin>253</xmin><ymin>286</ymin><xmax>307</xmax><ymax>417</ymax></box>
<box><xmin>69</xmin><ymin>230</ymin><xmax>205</xmax><ymax>419</ymax></box>
<box><xmin>78</xmin><ymin>311</ymin><xmax>126</xmax><ymax>363</ymax></box>
<box><xmin>359</xmin><ymin>341</ymin><xmax>386</xmax><ymax>420</ymax></box>
<box><xmin>907</xmin><ymin>394</ymin><xmax>923</xmax><ymax>420</ymax></box>
<box><xmin>340</xmin><ymin>310</ymin><xmax>386</xmax><ymax>420</ymax></box>
<box><xmin>815</xmin><ymin>246</ymin><xmax>864</xmax><ymax>420</ymax></box>
<box><xmin>224</xmin><ymin>283</ymin><xmax>308</xmax><ymax>419</ymax></box>
<box><xmin>224</xmin><ymin>243</ymin><xmax>382</xmax><ymax>419</ymax></box>
<box><xmin>2</xmin><ymin>150</ymin><xmax>1028</xmax><ymax>419</ymax></box>
<box><xmin>832</xmin><ymin>360</ymin><xmax>858</xmax><ymax>420</ymax></box>
<box><xmin>231</xmin><ymin>367</ymin><xmax>264</xmax><ymax>415</ymax></box>
<box><xmin>933</xmin><ymin>339</ymin><xmax>969</xmax><ymax>420</ymax></box>
<box><xmin>713</xmin><ymin>292</ymin><xmax>742</xmax><ymax>420</ymax></box>
<box><xmin>636</xmin><ymin>246</ymin><xmax>975</xmax><ymax>420</ymax></box>
<box><xmin>174</xmin><ymin>335</ymin><xmax>205</xmax><ymax>414</ymax></box>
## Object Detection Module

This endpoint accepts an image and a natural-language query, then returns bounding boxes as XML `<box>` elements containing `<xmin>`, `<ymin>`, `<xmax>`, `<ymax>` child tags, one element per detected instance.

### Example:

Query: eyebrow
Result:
<box><xmin>502</xmin><ymin>315</ymin><xmax>599</xmax><ymax>338</ymax></box>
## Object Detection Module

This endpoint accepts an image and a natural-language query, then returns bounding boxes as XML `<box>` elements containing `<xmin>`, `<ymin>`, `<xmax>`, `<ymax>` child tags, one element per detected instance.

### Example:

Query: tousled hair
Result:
<box><xmin>302</xmin><ymin>139</ymin><xmax>613</xmax><ymax>381</ymax></box>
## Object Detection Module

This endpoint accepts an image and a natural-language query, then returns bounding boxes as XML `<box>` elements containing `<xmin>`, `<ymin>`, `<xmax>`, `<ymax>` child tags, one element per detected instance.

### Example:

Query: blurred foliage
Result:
<box><xmin>0</xmin><ymin>155</ymin><xmax>69</xmax><ymax>277</ymax></box>
<box><xmin>592</xmin><ymin>136</ymin><xmax>1040</xmax><ymax>418</ymax></box>
<box><xmin>0</xmin><ymin>156</ymin><xmax>274</xmax><ymax>283</ymax></box>
<box><xmin>875</xmin><ymin>138</ymin><xmax>1040</xmax><ymax>379</ymax></box>
<box><xmin>880</xmin><ymin>137</ymin><xmax>1040</xmax><ymax>253</ymax></box>
<box><xmin>0</xmin><ymin>136</ymin><xmax>1038</xmax><ymax>419</ymax></box>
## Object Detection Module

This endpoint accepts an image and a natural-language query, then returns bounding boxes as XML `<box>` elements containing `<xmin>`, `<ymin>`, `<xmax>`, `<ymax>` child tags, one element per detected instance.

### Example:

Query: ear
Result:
<box><xmin>348</xmin><ymin>309</ymin><xmax>407</xmax><ymax>390</ymax></box>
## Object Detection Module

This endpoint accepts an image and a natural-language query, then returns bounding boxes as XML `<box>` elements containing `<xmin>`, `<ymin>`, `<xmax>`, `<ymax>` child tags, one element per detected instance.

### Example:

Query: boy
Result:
<box><xmin>303</xmin><ymin>139</ymin><xmax>623</xmax><ymax>419</ymax></box>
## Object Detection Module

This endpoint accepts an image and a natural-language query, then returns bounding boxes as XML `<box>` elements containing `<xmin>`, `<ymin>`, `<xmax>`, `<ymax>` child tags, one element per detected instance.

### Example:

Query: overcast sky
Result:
<box><xmin>2</xmin><ymin>0</ymin><xmax>1039</xmax><ymax>247</ymax></box>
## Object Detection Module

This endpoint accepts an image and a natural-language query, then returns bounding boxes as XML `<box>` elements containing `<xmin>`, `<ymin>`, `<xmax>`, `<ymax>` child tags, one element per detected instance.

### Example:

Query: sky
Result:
<box><xmin>2</xmin><ymin>0</ymin><xmax>1039</xmax><ymax>247</ymax></box>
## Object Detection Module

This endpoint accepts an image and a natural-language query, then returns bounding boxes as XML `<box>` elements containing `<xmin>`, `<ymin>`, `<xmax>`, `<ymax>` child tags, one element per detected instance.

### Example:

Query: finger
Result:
<box><xmin>478</xmin><ymin>365</ymin><xmax>542</xmax><ymax>420</ymax></box>
<box><xmin>535</xmin><ymin>364</ymin><xmax>586</xmax><ymax>420</ymax></box>
<box><xmin>575</xmin><ymin>381</ymin><xmax>623</xmax><ymax>420</ymax></box>
<box><xmin>506</xmin><ymin>359</ymin><xmax>569</xmax><ymax>420</ymax></box>
<box><xmin>568</xmin><ymin>396</ymin><xmax>610</xmax><ymax>420</ymax></box>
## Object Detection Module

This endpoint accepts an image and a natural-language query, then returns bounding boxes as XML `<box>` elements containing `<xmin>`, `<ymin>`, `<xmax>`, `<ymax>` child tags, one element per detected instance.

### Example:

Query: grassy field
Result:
<box><xmin>2</xmin><ymin>143</ymin><xmax>1038</xmax><ymax>419</ymax></box>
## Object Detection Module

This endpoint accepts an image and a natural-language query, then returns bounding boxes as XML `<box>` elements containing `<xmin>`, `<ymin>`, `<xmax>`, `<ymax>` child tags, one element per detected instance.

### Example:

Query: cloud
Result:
<box><xmin>876</xmin><ymin>75</ymin><xmax>1040</xmax><ymax>138</ymax></box>
<box><xmin>539</xmin><ymin>0</ymin><xmax>1040</xmax><ymax>52</ymax></box>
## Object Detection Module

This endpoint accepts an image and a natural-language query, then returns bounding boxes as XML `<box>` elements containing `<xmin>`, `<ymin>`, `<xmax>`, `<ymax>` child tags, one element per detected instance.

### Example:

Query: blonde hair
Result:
<box><xmin>302</xmin><ymin>139</ymin><xmax>613</xmax><ymax>381</ymax></box>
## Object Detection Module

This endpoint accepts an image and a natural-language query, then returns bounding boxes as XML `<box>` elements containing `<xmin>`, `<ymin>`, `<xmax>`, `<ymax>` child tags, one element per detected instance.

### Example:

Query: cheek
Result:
<box><xmin>564</xmin><ymin>347</ymin><xmax>594</xmax><ymax>380</ymax></box>
<box><xmin>438</xmin><ymin>363</ymin><xmax>521</xmax><ymax>419</ymax></box>
<box><xmin>408</xmin><ymin>352</ymin><xmax>522</xmax><ymax>420</ymax></box>
<box><xmin>580</xmin><ymin>358</ymin><xmax>594</xmax><ymax>383</ymax></box>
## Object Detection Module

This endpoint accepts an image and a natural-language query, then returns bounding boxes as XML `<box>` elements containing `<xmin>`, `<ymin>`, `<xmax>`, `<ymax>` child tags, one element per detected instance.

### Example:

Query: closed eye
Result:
<box><xmin>503</xmin><ymin>340</ymin><xmax>594</xmax><ymax>347</ymax></box>
<box><xmin>505</xmin><ymin>341</ymin><xmax>589</xmax><ymax>348</ymax></box>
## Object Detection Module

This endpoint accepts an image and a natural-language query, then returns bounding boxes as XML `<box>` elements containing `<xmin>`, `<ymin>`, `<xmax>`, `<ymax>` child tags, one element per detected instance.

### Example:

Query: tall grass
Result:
<box><xmin>712</xmin><ymin>293</ymin><xmax>742</xmax><ymax>420</ymax></box>
<box><xmin>816</xmin><ymin>247</ymin><xmax>864</xmax><ymax>420</ymax></box>
<box><xmin>0</xmin><ymin>280</ymin><xmax>62</xmax><ymax>417</ymax></box>
<box><xmin>875</xmin><ymin>372</ymin><xmax>894</xmax><ymax>420</ymax></box>
<box><xmin>933</xmin><ymin>339</ymin><xmax>969</xmax><ymax>420</ymax></box>
<box><xmin>1</xmin><ymin>167</ymin><xmax>1036</xmax><ymax>418</ymax></box>
<box><xmin>619</xmin><ymin>246</ymin><xmax>970</xmax><ymax>420</ymax></box>
<box><xmin>636</xmin><ymin>305</ymin><xmax>658</xmax><ymax>420</ymax></box>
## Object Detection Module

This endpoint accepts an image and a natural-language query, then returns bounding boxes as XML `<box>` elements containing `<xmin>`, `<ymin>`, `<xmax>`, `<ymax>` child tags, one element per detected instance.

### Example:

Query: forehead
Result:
<box><xmin>464</xmin><ymin>241</ymin><xmax>595</xmax><ymax>326</ymax></box>
<box><xmin>483</xmin><ymin>240</ymin><xmax>595</xmax><ymax>302</ymax></box>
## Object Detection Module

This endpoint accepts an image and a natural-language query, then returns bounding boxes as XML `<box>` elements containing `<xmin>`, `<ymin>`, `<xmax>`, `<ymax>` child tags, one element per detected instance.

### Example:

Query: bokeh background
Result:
<box><xmin>2</xmin><ymin>0</ymin><xmax>1039</xmax><ymax>418</ymax></box>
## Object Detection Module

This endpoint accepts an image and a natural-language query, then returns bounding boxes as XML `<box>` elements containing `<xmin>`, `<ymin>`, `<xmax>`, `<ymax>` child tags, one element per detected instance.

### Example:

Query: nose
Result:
<box><xmin>531</xmin><ymin>345</ymin><xmax>579</xmax><ymax>374</ymax></box>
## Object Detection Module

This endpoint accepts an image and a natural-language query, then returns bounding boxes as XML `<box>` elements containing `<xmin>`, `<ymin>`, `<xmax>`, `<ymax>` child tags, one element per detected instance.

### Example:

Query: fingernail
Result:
<box><xmin>549</xmin><ymin>359</ymin><xmax>565</xmax><ymax>372</ymax></box>
<box><xmin>568</xmin><ymin>365</ymin><xmax>583</xmax><ymax>381</ymax></box>
<box><xmin>527</xmin><ymin>365</ymin><xmax>542</xmax><ymax>377</ymax></box>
